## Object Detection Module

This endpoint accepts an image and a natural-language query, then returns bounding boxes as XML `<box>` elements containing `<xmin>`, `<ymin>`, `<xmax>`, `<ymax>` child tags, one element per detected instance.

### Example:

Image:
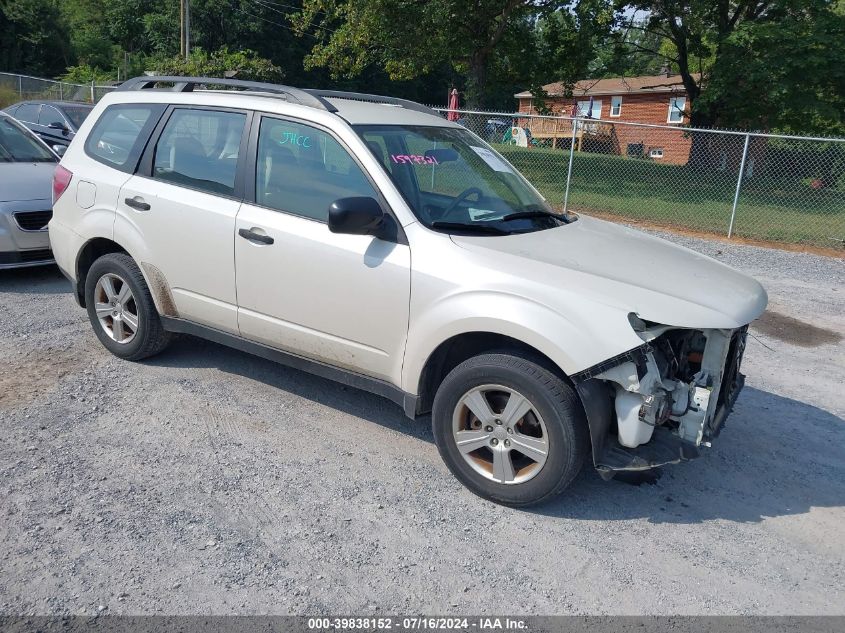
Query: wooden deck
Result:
<box><xmin>523</xmin><ymin>117</ymin><xmax>614</xmax><ymax>150</ymax></box>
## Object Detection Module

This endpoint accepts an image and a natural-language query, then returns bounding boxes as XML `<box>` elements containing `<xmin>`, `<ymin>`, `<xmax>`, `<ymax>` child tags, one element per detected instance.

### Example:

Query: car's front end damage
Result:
<box><xmin>573</xmin><ymin>319</ymin><xmax>750</xmax><ymax>477</ymax></box>
<box><xmin>448</xmin><ymin>214</ymin><xmax>767</xmax><ymax>478</ymax></box>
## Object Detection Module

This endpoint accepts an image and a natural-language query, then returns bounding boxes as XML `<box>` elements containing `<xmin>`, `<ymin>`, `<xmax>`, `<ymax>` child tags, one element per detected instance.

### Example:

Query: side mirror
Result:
<box><xmin>52</xmin><ymin>144</ymin><xmax>66</xmax><ymax>157</ymax></box>
<box><xmin>328</xmin><ymin>196</ymin><xmax>386</xmax><ymax>237</ymax></box>
<box><xmin>48</xmin><ymin>121</ymin><xmax>69</xmax><ymax>133</ymax></box>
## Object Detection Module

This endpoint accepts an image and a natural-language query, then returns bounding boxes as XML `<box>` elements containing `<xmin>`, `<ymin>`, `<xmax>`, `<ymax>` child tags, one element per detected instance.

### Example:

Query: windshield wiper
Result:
<box><xmin>500</xmin><ymin>209</ymin><xmax>571</xmax><ymax>224</ymax></box>
<box><xmin>430</xmin><ymin>221</ymin><xmax>512</xmax><ymax>235</ymax></box>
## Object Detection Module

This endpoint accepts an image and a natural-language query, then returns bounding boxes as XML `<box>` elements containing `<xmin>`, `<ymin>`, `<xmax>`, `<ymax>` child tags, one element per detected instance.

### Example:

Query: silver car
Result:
<box><xmin>0</xmin><ymin>111</ymin><xmax>58</xmax><ymax>269</ymax></box>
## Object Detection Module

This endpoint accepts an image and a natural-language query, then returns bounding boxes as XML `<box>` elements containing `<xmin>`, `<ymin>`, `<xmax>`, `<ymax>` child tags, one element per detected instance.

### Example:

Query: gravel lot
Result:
<box><xmin>1</xmin><ymin>229</ymin><xmax>843</xmax><ymax>616</ymax></box>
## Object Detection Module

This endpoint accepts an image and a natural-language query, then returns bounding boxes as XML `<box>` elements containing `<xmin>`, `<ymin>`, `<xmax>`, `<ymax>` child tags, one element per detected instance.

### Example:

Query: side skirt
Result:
<box><xmin>159</xmin><ymin>316</ymin><xmax>419</xmax><ymax>419</ymax></box>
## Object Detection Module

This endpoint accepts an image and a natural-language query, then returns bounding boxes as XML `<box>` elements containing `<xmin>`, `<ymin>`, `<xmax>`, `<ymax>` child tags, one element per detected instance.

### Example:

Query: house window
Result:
<box><xmin>577</xmin><ymin>99</ymin><xmax>602</xmax><ymax>119</ymax></box>
<box><xmin>649</xmin><ymin>147</ymin><xmax>664</xmax><ymax>159</ymax></box>
<box><xmin>610</xmin><ymin>96</ymin><xmax>622</xmax><ymax>117</ymax></box>
<box><xmin>668</xmin><ymin>96</ymin><xmax>686</xmax><ymax>123</ymax></box>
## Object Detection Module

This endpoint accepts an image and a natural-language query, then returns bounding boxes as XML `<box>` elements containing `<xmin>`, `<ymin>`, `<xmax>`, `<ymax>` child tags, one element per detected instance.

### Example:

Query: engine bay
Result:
<box><xmin>593</xmin><ymin>324</ymin><xmax>748</xmax><ymax>450</ymax></box>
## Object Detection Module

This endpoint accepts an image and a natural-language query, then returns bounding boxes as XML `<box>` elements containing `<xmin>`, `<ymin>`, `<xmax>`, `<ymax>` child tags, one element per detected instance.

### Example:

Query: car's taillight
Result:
<box><xmin>53</xmin><ymin>165</ymin><xmax>73</xmax><ymax>204</ymax></box>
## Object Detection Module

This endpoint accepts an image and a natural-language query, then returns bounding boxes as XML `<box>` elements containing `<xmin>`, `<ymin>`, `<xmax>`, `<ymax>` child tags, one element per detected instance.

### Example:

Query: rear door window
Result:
<box><xmin>85</xmin><ymin>104</ymin><xmax>165</xmax><ymax>172</ymax></box>
<box><xmin>152</xmin><ymin>108</ymin><xmax>246</xmax><ymax>196</ymax></box>
<box><xmin>38</xmin><ymin>105</ymin><xmax>64</xmax><ymax>127</ymax></box>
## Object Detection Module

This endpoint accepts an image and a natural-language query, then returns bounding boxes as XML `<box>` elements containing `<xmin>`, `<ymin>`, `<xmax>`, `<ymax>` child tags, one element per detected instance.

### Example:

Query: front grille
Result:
<box><xmin>13</xmin><ymin>210</ymin><xmax>53</xmax><ymax>231</ymax></box>
<box><xmin>0</xmin><ymin>249</ymin><xmax>53</xmax><ymax>265</ymax></box>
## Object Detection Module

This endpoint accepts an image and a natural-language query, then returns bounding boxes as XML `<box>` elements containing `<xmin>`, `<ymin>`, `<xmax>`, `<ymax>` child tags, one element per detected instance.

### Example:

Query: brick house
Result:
<box><xmin>514</xmin><ymin>74</ymin><xmax>697</xmax><ymax>164</ymax></box>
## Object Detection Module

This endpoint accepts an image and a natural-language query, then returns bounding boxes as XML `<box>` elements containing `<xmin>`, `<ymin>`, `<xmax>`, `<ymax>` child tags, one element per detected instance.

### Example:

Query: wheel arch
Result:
<box><xmin>409</xmin><ymin>326</ymin><xmax>616</xmax><ymax>470</ymax></box>
<box><xmin>413</xmin><ymin>331</ymin><xmax>575</xmax><ymax>417</ymax></box>
<box><xmin>74</xmin><ymin>238</ymin><xmax>175</xmax><ymax>317</ymax></box>
<box><xmin>74</xmin><ymin>237</ymin><xmax>128</xmax><ymax>307</ymax></box>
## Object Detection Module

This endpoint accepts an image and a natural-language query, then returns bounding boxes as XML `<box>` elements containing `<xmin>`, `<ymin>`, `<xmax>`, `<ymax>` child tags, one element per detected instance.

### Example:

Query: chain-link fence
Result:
<box><xmin>0</xmin><ymin>73</ymin><xmax>841</xmax><ymax>248</ymax></box>
<box><xmin>0</xmin><ymin>72</ymin><xmax>115</xmax><ymax>108</ymax></box>
<box><xmin>435</xmin><ymin>108</ymin><xmax>845</xmax><ymax>249</ymax></box>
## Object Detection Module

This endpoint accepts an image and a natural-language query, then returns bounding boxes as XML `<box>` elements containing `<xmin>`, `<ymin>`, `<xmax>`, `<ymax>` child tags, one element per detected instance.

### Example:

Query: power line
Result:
<box><xmin>250</xmin><ymin>0</ymin><xmax>297</xmax><ymax>16</ymax></box>
<box><xmin>250</xmin><ymin>0</ymin><xmax>305</xmax><ymax>12</ymax></box>
<box><xmin>241</xmin><ymin>0</ymin><xmax>404</xmax><ymax>54</ymax></box>
<box><xmin>235</xmin><ymin>6</ymin><xmax>322</xmax><ymax>39</ymax></box>
<box><xmin>244</xmin><ymin>0</ymin><xmax>344</xmax><ymax>38</ymax></box>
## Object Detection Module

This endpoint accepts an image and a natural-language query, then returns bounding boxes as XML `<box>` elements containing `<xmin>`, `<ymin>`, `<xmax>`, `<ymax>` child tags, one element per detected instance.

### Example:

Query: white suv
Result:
<box><xmin>49</xmin><ymin>76</ymin><xmax>767</xmax><ymax>506</ymax></box>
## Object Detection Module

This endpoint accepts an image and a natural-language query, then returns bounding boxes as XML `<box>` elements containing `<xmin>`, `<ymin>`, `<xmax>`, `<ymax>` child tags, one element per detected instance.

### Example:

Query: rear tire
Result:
<box><xmin>432</xmin><ymin>352</ymin><xmax>589</xmax><ymax>507</ymax></box>
<box><xmin>85</xmin><ymin>253</ymin><xmax>171</xmax><ymax>361</ymax></box>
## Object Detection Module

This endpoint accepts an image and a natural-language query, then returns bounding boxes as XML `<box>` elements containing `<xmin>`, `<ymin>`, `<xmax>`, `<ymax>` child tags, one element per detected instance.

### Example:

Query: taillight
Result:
<box><xmin>53</xmin><ymin>165</ymin><xmax>73</xmax><ymax>204</ymax></box>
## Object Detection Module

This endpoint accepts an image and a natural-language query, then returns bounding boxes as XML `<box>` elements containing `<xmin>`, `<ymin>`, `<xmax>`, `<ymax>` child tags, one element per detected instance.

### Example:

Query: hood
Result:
<box><xmin>451</xmin><ymin>215</ymin><xmax>768</xmax><ymax>329</ymax></box>
<box><xmin>0</xmin><ymin>162</ymin><xmax>56</xmax><ymax>203</ymax></box>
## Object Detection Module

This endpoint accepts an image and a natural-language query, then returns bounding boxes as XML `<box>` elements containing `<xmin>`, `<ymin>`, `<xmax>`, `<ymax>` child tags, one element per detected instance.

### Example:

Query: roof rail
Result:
<box><xmin>303</xmin><ymin>89</ymin><xmax>440</xmax><ymax>117</ymax></box>
<box><xmin>116</xmin><ymin>76</ymin><xmax>338</xmax><ymax>113</ymax></box>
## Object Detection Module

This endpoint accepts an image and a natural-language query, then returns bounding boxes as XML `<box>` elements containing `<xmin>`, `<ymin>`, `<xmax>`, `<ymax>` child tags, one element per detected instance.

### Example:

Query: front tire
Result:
<box><xmin>85</xmin><ymin>253</ymin><xmax>171</xmax><ymax>361</ymax></box>
<box><xmin>432</xmin><ymin>353</ymin><xmax>589</xmax><ymax>507</ymax></box>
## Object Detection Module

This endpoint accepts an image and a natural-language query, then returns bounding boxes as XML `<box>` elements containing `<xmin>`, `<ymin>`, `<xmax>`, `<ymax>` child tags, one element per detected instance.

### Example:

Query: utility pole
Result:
<box><xmin>180</xmin><ymin>0</ymin><xmax>185</xmax><ymax>58</ymax></box>
<box><xmin>185</xmin><ymin>0</ymin><xmax>191</xmax><ymax>59</ymax></box>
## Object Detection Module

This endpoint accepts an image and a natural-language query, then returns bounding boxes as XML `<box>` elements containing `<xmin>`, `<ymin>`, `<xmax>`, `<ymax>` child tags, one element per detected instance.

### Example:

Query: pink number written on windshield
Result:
<box><xmin>391</xmin><ymin>154</ymin><xmax>439</xmax><ymax>165</ymax></box>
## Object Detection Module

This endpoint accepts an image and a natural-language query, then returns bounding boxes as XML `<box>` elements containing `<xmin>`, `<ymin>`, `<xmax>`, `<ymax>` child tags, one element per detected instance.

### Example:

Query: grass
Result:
<box><xmin>495</xmin><ymin>145</ymin><xmax>845</xmax><ymax>246</ymax></box>
<box><xmin>0</xmin><ymin>86</ymin><xmax>19</xmax><ymax>109</ymax></box>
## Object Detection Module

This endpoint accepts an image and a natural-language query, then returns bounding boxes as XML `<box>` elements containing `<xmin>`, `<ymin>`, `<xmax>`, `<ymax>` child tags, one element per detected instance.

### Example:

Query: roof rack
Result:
<box><xmin>116</xmin><ymin>77</ymin><xmax>442</xmax><ymax>119</ymax></box>
<box><xmin>116</xmin><ymin>76</ymin><xmax>337</xmax><ymax>112</ymax></box>
<box><xmin>303</xmin><ymin>89</ymin><xmax>440</xmax><ymax>117</ymax></box>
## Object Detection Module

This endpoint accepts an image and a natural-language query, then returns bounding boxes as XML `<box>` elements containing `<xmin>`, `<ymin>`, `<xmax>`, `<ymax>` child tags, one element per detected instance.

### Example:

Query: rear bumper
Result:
<box><xmin>46</xmin><ymin>218</ymin><xmax>84</xmax><ymax>303</ymax></box>
<box><xmin>46</xmin><ymin>218</ymin><xmax>81</xmax><ymax>281</ymax></box>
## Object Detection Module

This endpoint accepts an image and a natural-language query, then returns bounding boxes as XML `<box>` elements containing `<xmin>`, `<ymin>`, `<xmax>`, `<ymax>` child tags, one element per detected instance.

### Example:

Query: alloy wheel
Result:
<box><xmin>451</xmin><ymin>384</ymin><xmax>549</xmax><ymax>484</ymax></box>
<box><xmin>93</xmin><ymin>273</ymin><xmax>139</xmax><ymax>345</ymax></box>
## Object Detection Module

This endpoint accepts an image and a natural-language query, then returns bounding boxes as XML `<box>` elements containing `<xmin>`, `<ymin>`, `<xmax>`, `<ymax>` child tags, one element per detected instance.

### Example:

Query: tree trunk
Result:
<box><xmin>686</xmin><ymin>102</ymin><xmax>720</xmax><ymax>169</ymax></box>
<box><xmin>465</xmin><ymin>52</ymin><xmax>488</xmax><ymax>109</ymax></box>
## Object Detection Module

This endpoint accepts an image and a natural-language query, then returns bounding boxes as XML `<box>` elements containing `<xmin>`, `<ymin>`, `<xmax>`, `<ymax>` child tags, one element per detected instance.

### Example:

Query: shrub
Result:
<box><xmin>146</xmin><ymin>47</ymin><xmax>284</xmax><ymax>83</ymax></box>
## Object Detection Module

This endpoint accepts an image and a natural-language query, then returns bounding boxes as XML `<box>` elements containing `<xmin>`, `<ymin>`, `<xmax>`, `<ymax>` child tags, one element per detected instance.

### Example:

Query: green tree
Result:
<box><xmin>619</xmin><ymin>0</ymin><xmax>845</xmax><ymax>133</ymax></box>
<box><xmin>526</xmin><ymin>1</ymin><xmax>617</xmax><ymax>109</ymax></box>
<box><xmin>0</xmin><ymin>0</ymin><xmax>71</xmax><ymax>76</ymax></box>
<box><xmin>59</xmin><ymin>0</ymin><xmax>113</xmax><ymax>69</ymax></box>
<box><xmin>293</xmin><ymin>0</ymin><xmax>575</xmax><ymax>107</ymax></box>
<box><xmin>590</xmin><ymin>19</ymin><xmax>668</xmax><ymax>78</ymax></box>
<box><xmin>702</xmin><ymin>0</ymin><xmax>845</xmax><ymax>134</ymax></box>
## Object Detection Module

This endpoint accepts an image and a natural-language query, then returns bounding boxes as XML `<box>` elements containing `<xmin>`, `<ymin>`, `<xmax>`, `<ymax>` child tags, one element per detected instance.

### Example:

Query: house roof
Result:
<box><xmin>514</xmin><ymin>74</ymin><xmax>695</xmax><ymax>99</ymax></box>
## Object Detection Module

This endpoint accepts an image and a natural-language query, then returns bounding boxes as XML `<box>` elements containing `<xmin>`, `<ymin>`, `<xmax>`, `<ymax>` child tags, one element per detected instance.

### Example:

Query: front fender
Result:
<box><xmin>401</xmin><ymin>288</ymin><xmax>642</xmax><ymax>394</ymax></box>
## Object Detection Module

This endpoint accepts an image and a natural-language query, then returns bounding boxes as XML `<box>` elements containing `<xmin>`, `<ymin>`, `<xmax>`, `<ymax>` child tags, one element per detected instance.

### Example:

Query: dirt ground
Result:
<box><xmin>1</xmin><ymin>231</ymin><xmax>843</xmax><ymax>616</ymax></box>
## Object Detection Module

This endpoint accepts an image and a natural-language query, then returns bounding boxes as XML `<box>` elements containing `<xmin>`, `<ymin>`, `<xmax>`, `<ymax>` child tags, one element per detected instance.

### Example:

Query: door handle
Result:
<box><xmin>238</xmin><ymin>227</ymin><xmax>274</xmax><ymax>245</ymax></box>
<box><xmin>125</xmin><ymin>197</ymin><xmax>151</xmax><ymax>211</ymax></box>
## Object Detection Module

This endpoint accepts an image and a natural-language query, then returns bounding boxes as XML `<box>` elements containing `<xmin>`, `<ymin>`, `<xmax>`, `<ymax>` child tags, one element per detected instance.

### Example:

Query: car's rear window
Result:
<box><xmin>62</xmin><ymin>106</ymin><xmax>92</xmax><ymax>129</ymax></box>
<box><xmin>85</xmin><ymin>104</ymin><xmax>165</xmax><ymax>172</ymax></box>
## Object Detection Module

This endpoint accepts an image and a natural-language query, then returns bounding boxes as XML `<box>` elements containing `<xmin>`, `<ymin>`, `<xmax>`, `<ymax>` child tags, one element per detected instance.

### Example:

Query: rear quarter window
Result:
<box><xmin>84</xmin><ymin>104</ymin><xmax>165</xmax><ymax>173</ymax></box>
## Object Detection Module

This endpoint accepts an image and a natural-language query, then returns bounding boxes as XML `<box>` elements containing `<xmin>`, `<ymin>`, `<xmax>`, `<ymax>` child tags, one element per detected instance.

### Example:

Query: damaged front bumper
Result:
<box><xmin>573</xmin><ymin>324</ymin><xmax>749</xmax><ymax>477</ymax></box>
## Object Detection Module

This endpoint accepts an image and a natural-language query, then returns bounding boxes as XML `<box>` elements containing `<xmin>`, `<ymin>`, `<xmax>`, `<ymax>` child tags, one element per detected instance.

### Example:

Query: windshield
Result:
<box><xmin>0</xmin><ymin>115</ymin><xmax>55</xmax><ymax>163</ymax></box>
<box><xmin>356</xmin><ymin>124</ymin><xmax>570</xmax><ymax>234</ymax></box>
<box><xmin>62</xmin><ymin>105</ymin><xmax>92</xmax><ymax>129</ymax></box>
